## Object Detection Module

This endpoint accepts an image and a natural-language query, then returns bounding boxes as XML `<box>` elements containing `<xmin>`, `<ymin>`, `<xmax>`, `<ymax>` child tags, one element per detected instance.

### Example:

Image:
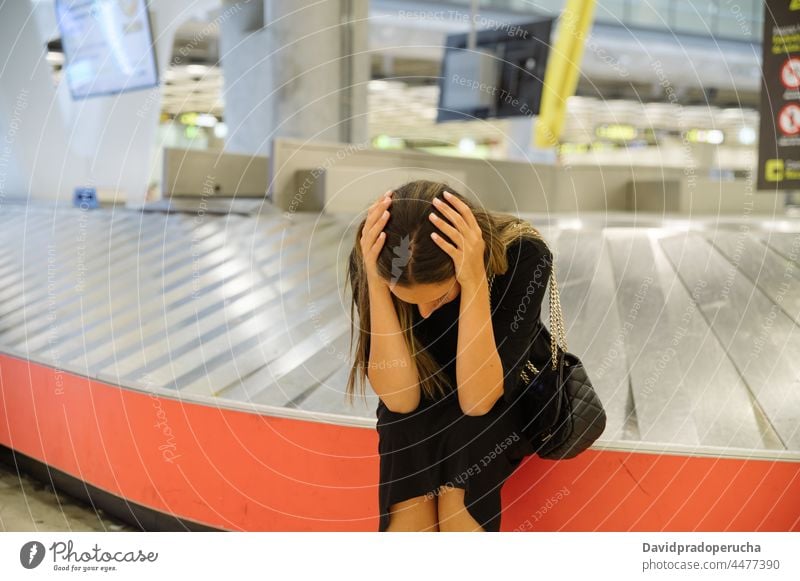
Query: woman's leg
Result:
<box><xmin>385</xmin><ymin>494</ymin><xmax>439</xmax><ymax>532</ymax></box>
<box><xmin>436</xmin><ymin>485</ymin><xmax>486</xmax><ymax>532</ymax></box>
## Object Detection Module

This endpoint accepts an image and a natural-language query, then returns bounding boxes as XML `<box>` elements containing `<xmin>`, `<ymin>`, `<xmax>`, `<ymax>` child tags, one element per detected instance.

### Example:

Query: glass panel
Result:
<box><xmin>751</xmin><ymin>3</ymin><xmax>763</xmax><ymax>42</ymax></box>
<box><xmin>510</xmin><ymin>0</ymin><xmax>564</xmax><ymax>13</ymax></box>
<box><xmin>628</xmin><ymin>0</ymin><xmax>671</xmax><ymax>30</ymax></box>
<box><xmin>715</xmin><ymin>0</ymin><xmax>760</xmax><ymax>40</ymax></box>
<box><xmin>717</xmin><ymin>12</ymin><xmax>754</xmax><ymax>40</ymax></box>
<box><xmin>428</xmin><ymin>0</ymin><xmax>763</xmax><ymax>41</ymax></box>
<box><xmin>594</xmin><ymin>0</ymin><xmax>628</xmax><ymax>25</ymax></box>
<box><xmin>673</xmin><ymin>0</ymin><xmax>715</xmax><ymax>35</ymax></box>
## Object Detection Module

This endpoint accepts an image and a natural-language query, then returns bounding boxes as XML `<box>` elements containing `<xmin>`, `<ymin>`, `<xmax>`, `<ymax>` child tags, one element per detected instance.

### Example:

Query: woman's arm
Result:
<box><xmin>352</xmin><ymin>190</ymin><xmax>421</xmax><ymax>413</ymax></box>
<box><xmin>425</xmin><ymin>192</ymin><xmax>552</xmax><ymax>415</ymax></box>
<box><xmin>365</xmin><ymin>276</ymin><xmax>421</xmax><ymax>413</ymax></box>
<box><xmin>455</xmin><ymin>276</ymin><xmax>503</xmax><ymax>415</ymax></box>
<box><xmin>455</xmin><ymin>237</ymin><xmax>553</xmax><ymax>415</ymax></box>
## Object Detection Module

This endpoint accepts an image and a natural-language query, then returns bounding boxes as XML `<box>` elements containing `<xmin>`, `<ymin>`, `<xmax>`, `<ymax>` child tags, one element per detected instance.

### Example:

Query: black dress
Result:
<box><xmin>369</xmin><ymin>235</ymin><xmax>554</xmax><ymax>531</ymax></box>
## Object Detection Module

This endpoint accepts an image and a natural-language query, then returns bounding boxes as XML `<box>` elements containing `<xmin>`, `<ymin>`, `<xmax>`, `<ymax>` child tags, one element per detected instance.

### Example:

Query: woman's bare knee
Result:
<box><xmin>386</xmin><ymin>494</ymin><xmax>439</xmax><ymax>532</ymax></box>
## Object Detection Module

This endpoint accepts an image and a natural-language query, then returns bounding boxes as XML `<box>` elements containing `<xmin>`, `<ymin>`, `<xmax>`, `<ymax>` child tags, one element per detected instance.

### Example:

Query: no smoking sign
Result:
<box><xmin>778</xmin><ymin>103</ymin><xmax>800</xmax><ymax>136</ymax></box>
<box><xmin>781</xmin><ymin>57</ymin><xmax>800</xmax><ymax>90</ymax></box>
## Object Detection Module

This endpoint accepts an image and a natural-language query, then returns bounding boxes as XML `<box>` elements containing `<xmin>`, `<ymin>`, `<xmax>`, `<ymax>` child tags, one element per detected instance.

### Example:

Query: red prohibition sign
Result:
<box><xmin>777</xmin><ymin>103</ymin><xmax>800</xmax><ymax>136</ymax></box>
<box><xmin>781</xmin><ymin>57</ymin><xmax>800</xmax><ymax>90</ymax></box>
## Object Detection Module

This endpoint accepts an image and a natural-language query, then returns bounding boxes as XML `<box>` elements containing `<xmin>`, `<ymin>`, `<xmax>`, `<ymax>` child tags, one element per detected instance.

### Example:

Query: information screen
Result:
<box><xmin>756</xmin><ymin>0</ymin><xmax>800</xmax><ymax>190</ymax></box>
<box><xmin>55</xmin><ymin>0</ymin><xmax>159</xmax><ymax>100</ymax></box>
<box><xmin>437</xmin><ymin>19</ymin><xmax>553</xmax><ymax>123</ymax></box>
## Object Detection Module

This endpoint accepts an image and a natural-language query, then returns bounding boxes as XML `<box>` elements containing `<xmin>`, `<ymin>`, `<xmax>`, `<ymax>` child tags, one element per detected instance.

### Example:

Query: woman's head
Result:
<box><xmin>345</xmin><ymin>179</ymin><xmax>544</xmax><ymax>404</ymax></box>
<box><xmin>367</xmin><ymin>180</ymin><xmax>483</xmax><ymax>318</ymax></box>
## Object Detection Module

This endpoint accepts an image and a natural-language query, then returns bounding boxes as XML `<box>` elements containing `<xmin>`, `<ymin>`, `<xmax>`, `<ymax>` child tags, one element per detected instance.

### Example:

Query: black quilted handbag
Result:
<box><xmin>489</xmin><ymin>246</ymin><xmax>606</xmax><ymax>460</ymax></box>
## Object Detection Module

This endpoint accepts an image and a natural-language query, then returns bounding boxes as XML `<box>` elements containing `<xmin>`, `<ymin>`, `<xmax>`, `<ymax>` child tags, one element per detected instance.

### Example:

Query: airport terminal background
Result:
<box><xmin>0</xmin><ymin>0</ymin><xmax>798</xmax><ymax>532</ymax></box>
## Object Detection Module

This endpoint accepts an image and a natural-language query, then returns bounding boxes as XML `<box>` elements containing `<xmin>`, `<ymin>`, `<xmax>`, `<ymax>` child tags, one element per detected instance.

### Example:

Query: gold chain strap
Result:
<box><xmin>487</xmin><ymin>238</ymin><xmax>567</xmax><ymax>376</ymax></box>
<box><xmin>548</xmin><ymin>256</ymin><xmax>568</xmax><ymax>366</ymax></box>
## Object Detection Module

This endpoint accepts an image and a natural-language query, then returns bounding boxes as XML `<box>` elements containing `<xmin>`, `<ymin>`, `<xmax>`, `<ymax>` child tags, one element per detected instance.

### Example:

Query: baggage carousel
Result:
<box><xmin>0</xmin><ymin>198</ymin><xmax>798</xmax><ymax>531</ymax></box>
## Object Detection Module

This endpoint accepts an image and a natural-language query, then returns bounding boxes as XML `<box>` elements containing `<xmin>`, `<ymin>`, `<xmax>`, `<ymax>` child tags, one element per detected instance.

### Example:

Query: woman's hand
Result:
<box><xmin>360</xmin><ymin>190</ymin><xmax>393</xmax><ymax>287</ymax></box>
<box><xmin>428</xmin><ymin>191</ymin><xmax>486</xmax><ymax>287</ymax></box>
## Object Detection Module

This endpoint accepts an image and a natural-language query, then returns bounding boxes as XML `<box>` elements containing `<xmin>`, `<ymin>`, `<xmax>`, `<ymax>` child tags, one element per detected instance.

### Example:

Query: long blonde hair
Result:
<box><xmin>345</xmin><ymin>179</ymin><xmax>545</xmax><ymax>405</ymax></box>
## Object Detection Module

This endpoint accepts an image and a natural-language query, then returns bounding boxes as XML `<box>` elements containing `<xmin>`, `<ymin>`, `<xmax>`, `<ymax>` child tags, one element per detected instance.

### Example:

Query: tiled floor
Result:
<box><xmin>0</xmin><ymin>461</ymin><xmax>135</xmax><ymax>532</ymax></box>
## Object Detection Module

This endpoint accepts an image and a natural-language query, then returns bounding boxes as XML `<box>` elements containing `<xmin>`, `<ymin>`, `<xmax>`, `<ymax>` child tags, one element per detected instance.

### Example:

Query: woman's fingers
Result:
<box><xmin>365</xmin><ymin>225</ymin><xmax>387</xmax><ymax>271</ymax></box>
<box><xmin>430</xmin><ymin>230</ymin><xmax>457</xmax><ymax>258</ymax></box>
<box><xmin>367</xmin><ymin>193</ymin><xmax>392</xmax><ymax>237</ymax></box>
<box><xmin>428</xmin><ymin>209</ymin><xmax>459</xmax><ymax>243</ymax></box>
<box><xmin>361</xmin><ymin>191</ymin><xmax>393</xmax><ymax>268</ymax></box>
<box><xmin>369</xmin><ymin>230</ymin><xmax>386</xmax><ymax>256</ymax></box>
<box><xmin>367</xmin><ymin>190</ymin><xmax>391</xmax><ymax>217</ymax></box>
<box><xmin>365</xmin><ymin>195</ymin><xmax>386</xmax><ymax>229</ymax></box>
<box><xmin>432</xmin><ymin>193</ymin><xmax>468</xmax><ymax>234</ymax></box>
<box><xmin>442</xmin><ymin>191</ymin><xmax>478</xmax><ymax>229</ymax></box>
<box><xmin>431</xmin><ymin>195</ymin><xmax>467</xmax><ymax>249</ymax></box>
<box><xmin>363</xmin><ymin>195</ymin><xmax>391</xmax><ymax>241</ymax></box>
<box><xmin>367</xmin><ymin>206</ymin><xmax>390</xmax><ymax>241</ymax></box>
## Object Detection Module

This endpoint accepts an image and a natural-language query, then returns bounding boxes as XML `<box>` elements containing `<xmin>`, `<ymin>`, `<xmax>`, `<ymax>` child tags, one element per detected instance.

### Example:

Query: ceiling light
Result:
<box><xmin>458</xmin><ymin>138</ymin><xmax>476</xmax><ymax>153</ymax></box>
<box><xmin>195</xmin><ymin>113</ymin><xmax>217</xmax><ymax>127</ymax></box>
<box><xmin>706</xmin><ymin>129</ymin><xmax>724</xmax><ymax>144</ymax></box>
<box><xmin>737</xmin><ymin>126</ymin><xmax>756</xmax><ymax>145</ymax></box>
